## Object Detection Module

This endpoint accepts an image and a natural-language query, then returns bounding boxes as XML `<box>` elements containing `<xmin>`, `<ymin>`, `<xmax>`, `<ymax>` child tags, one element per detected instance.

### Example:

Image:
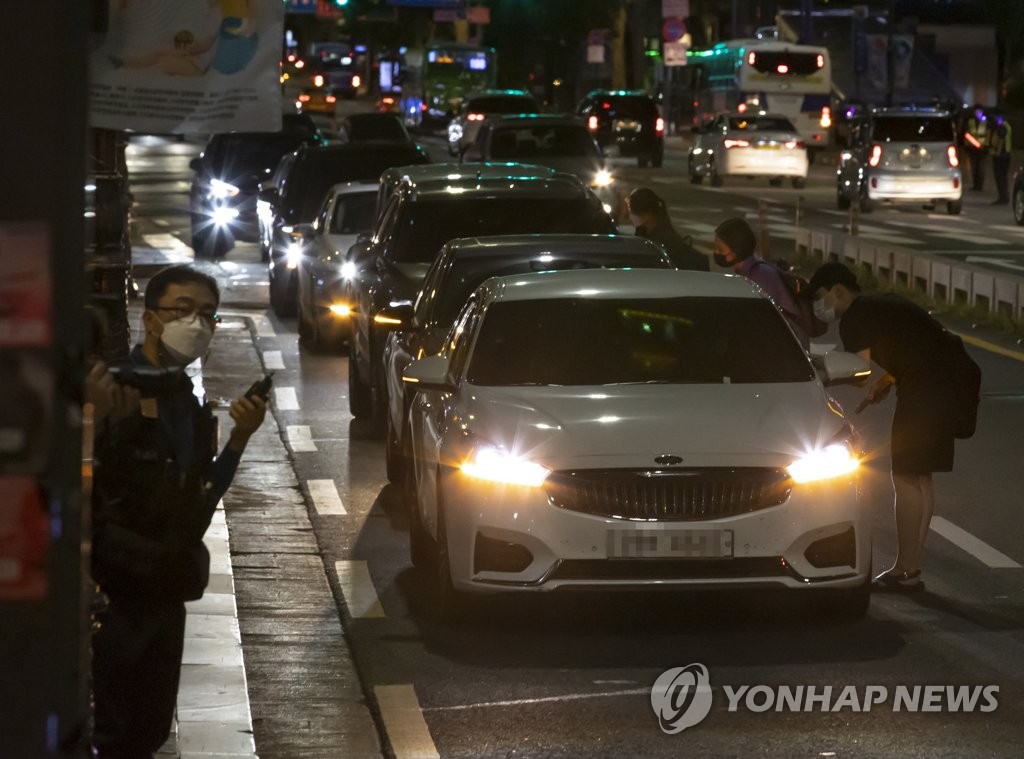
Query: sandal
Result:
<box><xmin>872</xmin><ymin>569</ymin><xmax>924</xmax><ymax>593</ymax></box>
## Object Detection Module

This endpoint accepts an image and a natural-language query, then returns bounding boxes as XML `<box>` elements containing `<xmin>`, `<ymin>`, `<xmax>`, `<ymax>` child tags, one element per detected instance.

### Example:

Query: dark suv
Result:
<box><xmin>346</xmin><ymin>172</ymin><xmax>617</xmax><ymax>426</ymax></box>
<box><xmin>576</xmin><ymin>90</ymin><xmax>664</xmax><ymax>167</ymax></box>
<box><xmin>188</xmin><ymin>113</ymin><xmax>321</xmax><ymax>259</ymax></box>
<box><xmin>261</xmin><ymin>142</ymin><xmax>429</xmax><ymax>316</ymax></box>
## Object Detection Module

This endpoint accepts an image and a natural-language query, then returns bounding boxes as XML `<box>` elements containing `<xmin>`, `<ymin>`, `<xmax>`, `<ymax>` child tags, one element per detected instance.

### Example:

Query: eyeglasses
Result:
<box><xmin>153</xmin><ymin>306</ymin><xmax>222</xmax><ymax>327</ymax></box>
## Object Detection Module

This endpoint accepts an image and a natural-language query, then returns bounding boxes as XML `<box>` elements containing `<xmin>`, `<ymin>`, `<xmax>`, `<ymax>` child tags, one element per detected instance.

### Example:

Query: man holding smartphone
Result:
<box><xmin>90</xmin><ymin>265</ymin><xmax>267</xmax><ymax>758</ymax></box>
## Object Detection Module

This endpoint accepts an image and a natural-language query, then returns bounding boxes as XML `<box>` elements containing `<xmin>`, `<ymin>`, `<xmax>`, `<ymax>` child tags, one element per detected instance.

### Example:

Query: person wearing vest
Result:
<box><xmin>963</xmin><ymin>104</ymin><xmax>989</xmax><ymax>191</ymax></box>
<box><xmin>90</xmin><ymin>265</ymin><xmax>267</xmax><ymax>758</ymax></box>
<box><xmin>989</xmin><ymin>112</ymin><xmax>1013</xmax><ymax>205</ymax></box>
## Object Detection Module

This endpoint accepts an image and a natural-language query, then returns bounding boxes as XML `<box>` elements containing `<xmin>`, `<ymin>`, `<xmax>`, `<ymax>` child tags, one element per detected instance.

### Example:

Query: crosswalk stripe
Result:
<box><xmin>335</xmin><ymin>560</ymin><xmax>385</xmax><ymax>617</ymax></box>
<box><xmin>262</xmin><ymin>350</ymin><xmax>285</xmax><ymax>370</ymax></box>
<box><xmin>274</xmin><ymin>386</ymin><xmax>299</xmax><ymax>410</ymax></box>
<box><xmin>930</xmin><ymin>516</ymin><xmax>1022</xmax><ymax>568</ymax></box>
<box><xmin>309</xmin><ymin>479</ymin><xmax>346</xmax><ymax>515</ymax></box>
<box><xmin>286</xmin><ymin>425</ymin><xmax>317</xmax><ymax>452</ymax></box>
<box><xmin>252</xmin><ymin>314</ymin><xmax>276</xmax><ymax>338</ymax></box>
<box><xmin>374</xmin><ymin>684</ymin><xmax>440</xmax><ymax>759</ymax></box>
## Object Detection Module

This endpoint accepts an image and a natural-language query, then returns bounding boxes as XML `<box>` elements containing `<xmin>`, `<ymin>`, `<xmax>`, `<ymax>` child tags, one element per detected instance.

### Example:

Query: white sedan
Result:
<box><xmin>402</xmin><ymin>268</ymin><xmax>872</xmax><ymax>620</ymax></box>
<box><xmin>689</xmin><ymin>112</ymin><xmax>809</xmax><ymax>188</ymax></box>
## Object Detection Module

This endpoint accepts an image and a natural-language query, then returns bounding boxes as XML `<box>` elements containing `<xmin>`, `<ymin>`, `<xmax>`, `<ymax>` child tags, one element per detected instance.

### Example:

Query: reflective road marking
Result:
<box><xmin>308</xmin><ymin>479</ymin><xmax>346</xmax><ymax>515</ymax></box>
<box><xmin>374</xmin><ymin>685</ymin><xmax>439</xmax><ymax>759</ymax></box>
<box><xmin>274</xmin><ymin>386</ymin><xmax>299</xmax><ymax>410</ymax></box>
<box><xmin>286</xmin><ymin>425</ymin><xmax>317</xmax><ymax>453</ymax></box>
<box><xmin>931</xmin><ymin>516</ymin><xmax>1022</xmax><ymax>568</ymax></box>
<box><xmin>252</xmin><ymin>314</ymin><xmax>276</xmax><ymax>338</ymax></box>
<box><xmin>335</xmin><ymin>560</ymin><xmax>385</xmax><ymax>617</ymax></box>
<box><xmin>262</xmin><ymin>350</ymin><xmax>285</xmax><ymax>370</ymax></box>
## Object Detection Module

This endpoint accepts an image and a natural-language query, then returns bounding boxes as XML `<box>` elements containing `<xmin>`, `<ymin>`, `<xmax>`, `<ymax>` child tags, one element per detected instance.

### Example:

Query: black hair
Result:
<box><xmin>144</xmin><ymin>265</ymin><xmax>220</xmax><ymax>310</ymax></box>
<box><xmin>627</xmin><ymin>187</ymin><xmax>669</xmax><ymax>221</ymax></box>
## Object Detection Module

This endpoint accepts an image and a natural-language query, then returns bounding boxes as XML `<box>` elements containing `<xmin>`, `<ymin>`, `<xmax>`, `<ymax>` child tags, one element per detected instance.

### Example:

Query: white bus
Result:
<box><xmin>684</xmin><ymin>39</ymin><xmax>833</xmax><ymax>154</ymax></box>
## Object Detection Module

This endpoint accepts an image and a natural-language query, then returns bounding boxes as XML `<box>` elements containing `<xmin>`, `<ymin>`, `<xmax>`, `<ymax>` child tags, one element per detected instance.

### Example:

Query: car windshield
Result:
<box><xmin>490</xmin><ymin>125</ymin><xmax>600</xmax><ymax>159</ymax></box>
<box><xmin>391</xmin><ymin>197</ymin><xmax>615</xmax><ymax>264</ymax></box>
<box><xmin>206</xmin><ymin>133</ymin><xmax>308</xmax><ymax>175</ymax></box>
<box><xmin>596</xmin><ymin>96</ymin><xmax>655</xmax><ymax>119</ymax></box>
<box><xmin>281</xmin><ymin>147</ymin><xmax>427</xmax><ymax>222</ymax></box>
<box><xmin>467</xmin><ymin>297</ymin><xmax>813</xmax><ymax>386</ymax></box>
<box><xmin>345</xmin><ymin>116</ymin><xmax>409</xmax><ymax>142</ymax></box>
<box><xmin>873</xmin><ymin>116</ymin><xmax>955</xmax><ymax>142</ymax></box>
<box><xmin>432</xmin><ymin>251</ymin><xmax>669</xmax><ymax>327</ymax></box>
<box><xmin>330</xmin><ymin>192</ymin><xmax>377</xmax><ymax>235</ymax></box>
<box><xmin>728</xmin><ymin>116</ymin><xmax>797</xmax><ymax>132</ymax></box>
<box><xmin>467</xmin><ymin>96</ymin><xmax>537</xmax><ymax>114</ymax></box>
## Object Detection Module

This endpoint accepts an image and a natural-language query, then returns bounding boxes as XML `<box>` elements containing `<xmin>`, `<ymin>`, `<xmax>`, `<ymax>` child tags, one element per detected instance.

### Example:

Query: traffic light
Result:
<box><xmin>334</xmin><ymin>0</ymin><xmax>348</xmax><ymax>6</ymax></box>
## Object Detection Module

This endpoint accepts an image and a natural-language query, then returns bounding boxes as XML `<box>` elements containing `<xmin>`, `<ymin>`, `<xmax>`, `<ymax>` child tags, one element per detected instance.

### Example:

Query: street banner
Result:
<box><xmin>90</xmin><ymin>0</ymin><xmax>285</xmax><ymax>134</ymax></box>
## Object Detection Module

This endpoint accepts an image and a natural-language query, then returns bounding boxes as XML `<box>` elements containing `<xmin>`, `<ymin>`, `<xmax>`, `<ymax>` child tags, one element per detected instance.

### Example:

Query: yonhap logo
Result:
<box><xmin>650</xmin><ymin>663</ymin><xmax>713</xmax><ymax>734</ymax></box>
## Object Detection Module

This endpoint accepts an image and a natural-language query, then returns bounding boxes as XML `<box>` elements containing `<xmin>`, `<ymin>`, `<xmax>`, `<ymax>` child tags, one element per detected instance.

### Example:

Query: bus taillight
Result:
<box><xmin>868</xmin><ymin>144</ymin><xmax>882</xmax><ymax>167</ymax></box>
<box><xmin>777</xmin><ymin>64</ymin><xmax>789</xmax><ymax>74</ymax></box>
<box><xmin>352</xmin><ymin>75</ymin><xmax>361</xmax><ymax>88</ymax></box>
<box><xmin>313</xmin><ymin>74</ymin><xmax>324</xmax><ymax>88</ymax></box>
<box><xmin>588</xmin><ymin>115</ymin><xmax>599</xmax><ymax>131</ymax></box>
<box><xmin>747</xmin><ymin>52</ymin><xmax>756</xmax><ymax>66</ymax></box>
<box><xmin>820</xmin><ymin>106</ymin><xmax>832</xmax><ymax>129</ymax></box>
<box><xmin>655</xmin><ymin>117</ymin><xmax>665</xmax><ymax>134</ymax></box>
<box><xmin>947</xmin><ymin>145</ymin><xmax>960</xmax><ymax>168</ymax></box>
<box><xmin>817</xmin><ymin>54</ymin><xmax>825</xmax><ymax>69</ymax></box>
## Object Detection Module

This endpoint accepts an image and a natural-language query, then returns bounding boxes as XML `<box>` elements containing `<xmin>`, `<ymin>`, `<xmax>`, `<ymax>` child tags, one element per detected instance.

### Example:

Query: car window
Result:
<box><xmin>375</xmin><ymin>195</ymin><xmax>401</xmax><ymax>244</ymax></box>
<box><xmin>430</xmin><ymin>250</ymin><xmax>671</xmax><ymax>329</ymax></box>
<box><xmin>205</xmin><ymin>133</ymin><xmax>308</xmax><ymax>175</ymax></box>
<box><xmin>489</xmin><ymin>125</ymin><xmax>600</xmax><ymax>160</ymax></box>
<box><xmin>597</xmin><ymin>96</ymin><xmax>655</xmax><ymax>119</ymax></box>
<box><xmin>466</xmin><ymin>296</ymin><xmax>814</xmax><ymax>386</ymax></box>
<box><xmin>446</xmin><ymin>296</ymin><xmax>483</xmax><ymax>381</ymax></box>
<box><xmin>315</xmin><ymin>193</ymin><xmax>332</xmax><ymax>232</ymax></box>
<box><xmin>872</xmin><ymin>116</ymin><xmax>955</xmax><ymax>142</ymax></box>
<box><xmin>390</xmin><ymin>195</ymin><xmax>615</xmax><ymax>264</ymax></box>
<box><xmin>330</xmin><ymin>192</ymin><xmax>377</xmax><ymax>235</ymax></box>
<box><xmin>344</xmin><ymin>116</ymin><xmax>409</xmax><ymax>143</ymax></box>
<box><xmin>728</xmin><ymin>116</ymin><xmax>797</xmax><ymax>132</ymax></box>
<box><xmin>466</xmin><ymin>96</ymin><xmax>537</xmax><ymax>114</ymax></box>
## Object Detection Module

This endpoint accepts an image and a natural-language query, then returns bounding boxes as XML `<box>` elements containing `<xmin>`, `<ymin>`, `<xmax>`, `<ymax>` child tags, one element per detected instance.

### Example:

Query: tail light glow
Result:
<box><xmin>467</xmin><ymin>113</ymin><xmax>485</xmax><ymax>122</ymax></box>
<box><xmin>737</xmin><ymin>102</ymin><xmax>748</xmax><ymax>113</ymax></box>
<box><xmin>868</xmin><ymin>144</ymin><xmax>882</xmax><ymax>167</ymax></box>
<box><xmin>724</xmin><ymin>139</ymin><xmax>750</xmax><ymax>149</ymax></box>
<box><xmin>655</xmin><ymin>117</ymin><xmax>665</xmax><ymax>134</ymax></box>
<box><xmin>817</xmin><ymin>54</ymin><xmax>825</xmax><ymax>69</ymax></box>
<box><xmin>326</xmin><ymin>95</ymin><xmax>336</xmax><ymax>104</ymax></box>
<box><xmin>588</xmin><ymin>115</ymin><xmax>598</xmax><ymax>131</ymax></box>
<box><xmin>298</xmin><ymin>94</ymin><xmax>310</xmax><ymax>102</ymax></box>
<box><xmin>777</xmin><ymin>64</ymin><xmax>789</xmax><ymax>74</ymax></box>
<box><xmin>313</xmin><ymin>74</ymin><xmax>324</xmax><ymax>87</ymax></box>
<box><xmin>352</xmin><ymin>75</ymin><xmax>361</xmax><ymax>88</ymax></box>
<box><xmin>747</xmin><ymin>52</ymin><xmax>756</xmax><ymax>66</ymax></box>
<box><xmin>785</xmin><ymin>140</ymin><xmax>806</xmax><ymax>150</ymax></box>
<box><xmin>820</xmin><ymin>106</ymin><xmax>832</xmax><ymax>129</ymax></box>
<box><xmin>947</xmin><ymin>145</ymin><xmax>959</xmax><ymax>168</ymax></box>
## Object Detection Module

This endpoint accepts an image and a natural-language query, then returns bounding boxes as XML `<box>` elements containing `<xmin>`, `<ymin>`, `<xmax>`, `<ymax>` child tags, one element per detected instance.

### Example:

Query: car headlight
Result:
<box><xmin>592</xmin><ymin>168</ymin><xmax>614</xmax><ymax>187</ymax></box>
<box><xmin>340</xmin><ymin>261</ymin><xmax>357</xmax><ymax>280</ymax></box>
<box><xmin>286</xmin><ymin>242</ymin><xmax>303</xmax><ymax>269</ymax></box>
<box><xmin>786</xmin><ymin>442</ymin><xmax>859</xmax><ymax>484</ymax></box>
<box><xmin>210</xmin><ymin>178</ymin><xmax>240</xmax><ymax>199</ymax></box>
<box><xmin>460</xmin><ymin>446</ymin><xmax>550</xmax><ymax>487</ymax></box>
<box><xmin>212</xmin><ymin>206</ymin><xmax>239</xmax><ymax>226</ymax></box>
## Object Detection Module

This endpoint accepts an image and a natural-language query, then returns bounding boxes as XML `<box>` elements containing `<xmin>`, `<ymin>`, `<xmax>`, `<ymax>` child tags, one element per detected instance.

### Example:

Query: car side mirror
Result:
<box><xmin>258</xmin><ymin>185</ymin><xmax>278</xmax><ymax>204</ymax></box>
<box><xmin>375</xmin><ymin>302</ymin><xmax>415</xmax><ymax>330</ymax></box>
<box><xmin>818</xmin><ymin>351</ymin><xmax>872</xmax><ymax>386</ymax></box>
<box><xmin>355</xmin><ymin>232</ymin><xmax>372</xmax><ymax>246</ymax></box>
<box><xmin>291</xmin><ymin>222</ymin><xmax>317</xmax><ymax>240</ymax></box>
<box><xmin>402</xmin><ymin>354</ymin><xmax>454</xmax><ymax>391</ymax></box>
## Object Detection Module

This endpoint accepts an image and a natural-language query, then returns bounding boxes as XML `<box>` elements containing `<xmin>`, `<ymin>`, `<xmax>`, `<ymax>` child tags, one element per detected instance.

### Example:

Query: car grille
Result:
<box><xmin>544</xmin><ymin>468</ymin><xmax>792</xmax><ymax>521</ymax></box>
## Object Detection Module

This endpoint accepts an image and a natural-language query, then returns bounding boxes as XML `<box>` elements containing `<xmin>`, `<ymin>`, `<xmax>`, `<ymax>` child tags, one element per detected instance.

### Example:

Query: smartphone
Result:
<box><xmin>246</xmin><ymin>373</ymin><xmax>273</xmax><ymax>402</ymax></box>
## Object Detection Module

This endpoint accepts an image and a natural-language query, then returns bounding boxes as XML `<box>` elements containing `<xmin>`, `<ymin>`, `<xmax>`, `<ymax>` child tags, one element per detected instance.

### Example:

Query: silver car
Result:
<box><xmin>836</xmin><ymin>107</ymin><xmax>963</xmax><ymax>215</ymax></box>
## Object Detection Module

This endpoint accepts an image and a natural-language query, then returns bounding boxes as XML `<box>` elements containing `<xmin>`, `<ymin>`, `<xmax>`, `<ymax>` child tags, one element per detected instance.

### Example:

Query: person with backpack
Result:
<box><xmin>712</xmin><ymin>216</ymin><xmax>811</xmax><ymax>348</ymax></box>
<box><xmin>805</xmin><ymin>262</ymin><xmax>980</xmax><ymax>593</ymax></box>
<box><xmin>628</xmin><ymin>188</ymin><xmax>710</xmax><ymax>272</ymax></box>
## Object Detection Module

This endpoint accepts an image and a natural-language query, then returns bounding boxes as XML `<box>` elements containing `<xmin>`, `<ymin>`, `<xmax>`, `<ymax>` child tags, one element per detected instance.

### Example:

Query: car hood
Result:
<box><xmin>459</xmin><ymin>382</ymin><xmax>848</xmax><ymax>469</ymax></box>
<box><xmin>515</xmin><ymin>155</ymin><xmax>602</xmax><ymax>179</ymax></box>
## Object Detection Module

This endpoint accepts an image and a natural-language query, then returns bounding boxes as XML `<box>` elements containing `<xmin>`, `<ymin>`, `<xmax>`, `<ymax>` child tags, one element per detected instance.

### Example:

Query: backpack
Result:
<box><xmin>755</xmin><ymin>260</ymin><xmax>829</xmax><ymax>339</ymax></box>
<box><xmin>944</xmin><ymin>331</ymin><xmax>982</xmax><ymax>439</ymax></box>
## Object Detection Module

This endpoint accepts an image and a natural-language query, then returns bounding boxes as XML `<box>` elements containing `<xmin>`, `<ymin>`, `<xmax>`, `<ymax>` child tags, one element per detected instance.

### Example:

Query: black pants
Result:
<box><xmin>91</xmin><ymin>597</ymin><xmax>186</xmax><ymax>758</ymax></box>
<box><xmin>993</xmin><ymin>154</ymin><xmax>1011</xmax><ymax>202</ymax></box>
<box><xmin>967</xmin><ymin>148</ymin><xmax>986</xmax><ymax>190</ymax></box>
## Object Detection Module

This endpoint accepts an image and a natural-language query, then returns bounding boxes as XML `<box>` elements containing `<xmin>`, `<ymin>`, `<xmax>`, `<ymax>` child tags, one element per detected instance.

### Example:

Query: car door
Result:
<box><xmin>352</xmin><ymin>194</ymin><xmax>401</xmax><ymax>379</ymax></box>
<box><xmin>299</xmin><ymin>191</ymin><xmax>335</xmax><ymax>320</ymax></box>
<box><xmin>410</xmin><ymin>295</ymin><xmax>483</xmax><ymax>540</ymax></box>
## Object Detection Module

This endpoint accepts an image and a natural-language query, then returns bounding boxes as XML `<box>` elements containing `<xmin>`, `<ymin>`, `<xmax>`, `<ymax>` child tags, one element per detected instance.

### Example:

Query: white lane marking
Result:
<box><xmin>286</xmin><ymin>425</ymin><xmax>317</xmax><ymax>452</ymax></box>
<box><xmin>143</xmin><ymin>233</ymin><xmax>193</xmax><ymax>254</ymax></box>
<box><xmin>964</xmin><ymin>256</ymin><xmax>1024</xmax><ymax>273</ymax></box>
<box><xmin>308</xmin><ymin>479</ymin><xmax>346</xmax><ymax>516</ymax></box>
<box><xmin>262</xmin><ymin>350</ymin><xmax>285</xmax><ymax>370</ymax></box>
<box><xmin>374</xmin><ymin>685</ymin><xmax>440</xmax><ymax>759</ymax></box>
<box><xmin>930</xmin><ymin>516</ymin><xmax>1022</xmax><ymax>569</ymax></box>
<box><xmin>251</xmin><ymin>314</ymin><xmax>276</xmax><ymax>338</ymax></box>
<box><xmin>274</xmin><ymin>386</ymin><xmax>299</xmax><ymax>410</ymax></box>
<box><xmin>335</xmin><ymin>560</ymin><xmax>385</xmax><ymax>618</ymax></box>
<box><xmin>420</xmin><ymin>687</ymin><xmax>650</xmax><ymax>712</ymax></box>
<box><xmin>939</xmin><ymin>232</ymin><xmax>1011</xmax><ymax>246</ymax></box>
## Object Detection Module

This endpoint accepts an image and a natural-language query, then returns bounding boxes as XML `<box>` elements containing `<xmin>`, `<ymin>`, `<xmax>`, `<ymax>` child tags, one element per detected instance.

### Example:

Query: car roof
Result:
<box><xmin>402</xmin><ymin>173</ymin><xmax>589</xmax><ymax>202</ymax></box>
<box><xmin>443</xmin><ymin>234</ymin><xmax>671</xmax><ymax>263</ymax></box>
<box><xmin>328</xmin><ymin>180</ymin><xmax>380</xmax><ymax>197</ymax></box>
<box><xmin>379</xmin><ymin>161</ymin><xmax>558</xmax><ymax>187</ymax></box>
<box><xmin>478</xmin><ymin>268</ymin><xmax>761</xmax><ymax>303</ymax></box>
<box><xmin>870</xmin><ymin>106</ymin><xmax>953</xmax><ymax>118</ymax></box>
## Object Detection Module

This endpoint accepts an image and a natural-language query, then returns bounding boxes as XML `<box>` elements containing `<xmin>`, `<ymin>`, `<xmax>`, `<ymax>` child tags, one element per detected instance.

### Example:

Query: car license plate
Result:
<box><xmin>607</xmin><ymin>529</ymin><xmax>734</xmax><ymax>558</ymax></box>
<box><xmin>754</xmin><ymin>143</ymin><xmax>781</xmax><ymax>150</ymax></box>
<box><xmin>614</xmin><ymin>119</ymin><xmax>640</xmax><ymax>132</ymax></box>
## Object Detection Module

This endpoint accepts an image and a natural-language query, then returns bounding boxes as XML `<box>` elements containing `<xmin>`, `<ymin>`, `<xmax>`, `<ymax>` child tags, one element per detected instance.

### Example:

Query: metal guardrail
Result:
<box><xmin>794</xmin><ymin>225</ymin><xmax>1024</xmax><ymax>325</ymax></box>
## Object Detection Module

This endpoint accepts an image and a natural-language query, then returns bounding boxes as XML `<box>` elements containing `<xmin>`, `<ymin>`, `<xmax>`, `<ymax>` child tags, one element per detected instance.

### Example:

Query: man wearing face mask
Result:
<box><xmin>805</xmin><ymin>262</ymin><xmax>961</xmax><ymax>594</ymax></box>
<box><xmin>90</xmin><ymin>265</ymin><xmax>267</xmax><ymax>758</ymax></box>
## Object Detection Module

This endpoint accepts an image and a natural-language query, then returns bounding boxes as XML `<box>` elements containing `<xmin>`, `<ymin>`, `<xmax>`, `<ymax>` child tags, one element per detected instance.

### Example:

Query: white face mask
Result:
<box><xmin>159</xmin><ymin>313</ymin><xmax>214</xmax><ymax>366</ymax></box>
<box><xmin>813</xmin><ymin>297</ymin><xmax>837</xmax><ymax>323</ymax></box>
